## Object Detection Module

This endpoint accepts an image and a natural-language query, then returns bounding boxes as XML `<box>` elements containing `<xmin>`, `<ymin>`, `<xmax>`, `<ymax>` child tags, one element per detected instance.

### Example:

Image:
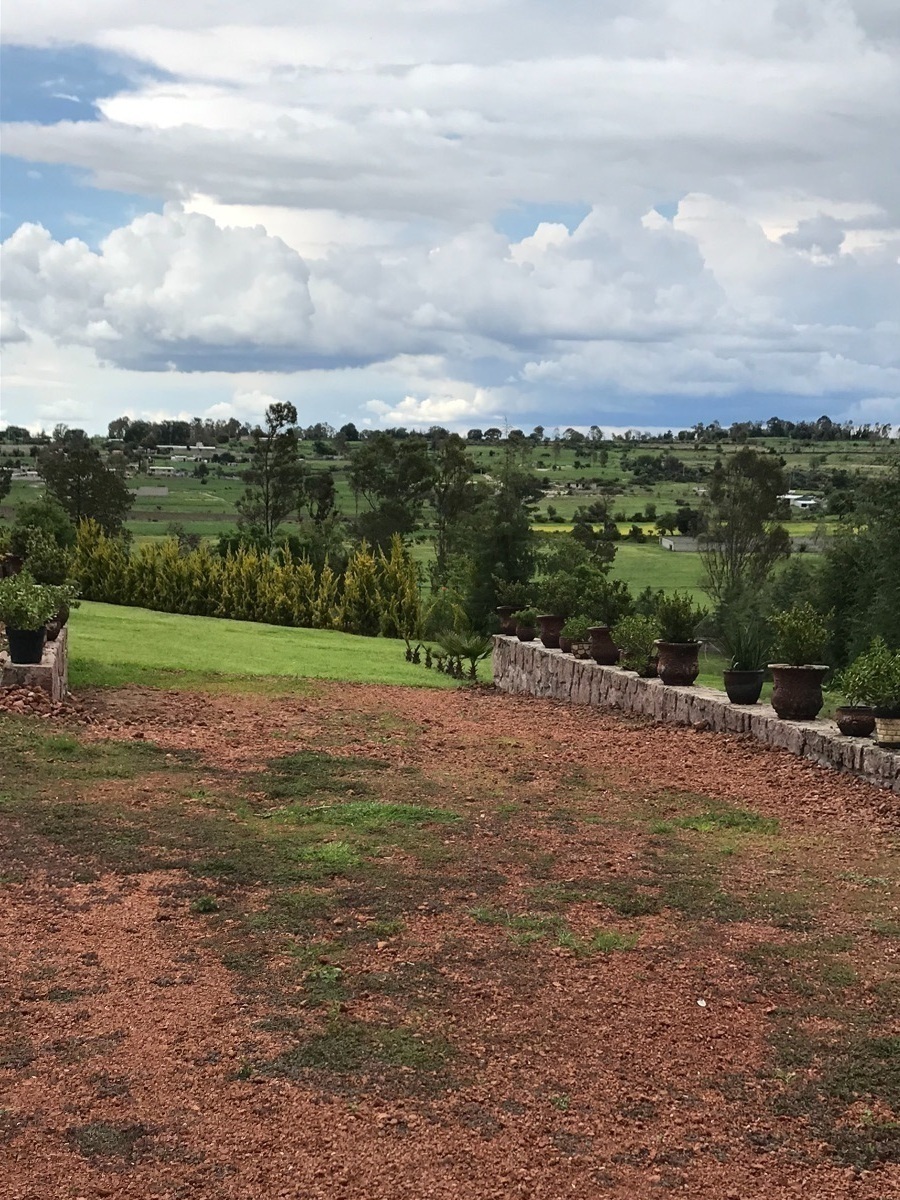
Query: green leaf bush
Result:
<box><xmin>833</xmin><ymin>637</ymin><xmax>900</xmax><ymax>709</ymax></box>
<box><xmin>71</xmin><ymin>522</ymin><xmax>422</xmax><ymax>639</ymax></box>
<box><xmin>769</xmin><ymin>602</ymin><xmax>832</xmax><ymax>666</ymax></box>
<box><xmin>0</xmin><ymin>571</ymin><xmax>78</xmax><ymax>632</ymax></box>
<box><xmin>655</xmin><ymin>592</ymin><xmax>707</xmax><ymax>643</ymax></box>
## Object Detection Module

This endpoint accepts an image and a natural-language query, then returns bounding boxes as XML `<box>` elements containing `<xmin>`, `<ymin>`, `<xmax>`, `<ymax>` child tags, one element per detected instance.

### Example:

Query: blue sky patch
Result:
<box><xmin>1</xmin><ymin>156</ymin><xmax>162</xmax><ymax>246</ymax></box>
<box><xmin>0</xmin><ymin>43</ymin><xmax>169</xmax><ymax>125</ymax></box>
<box><xmin>494</xmin><ymin>202</ymin><xmax>592</xmax><ymax>242</ymax></box>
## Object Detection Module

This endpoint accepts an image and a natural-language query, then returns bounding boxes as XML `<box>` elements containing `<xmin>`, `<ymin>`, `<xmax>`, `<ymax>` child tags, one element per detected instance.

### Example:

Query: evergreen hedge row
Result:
<box><xmin>72</xmin><ymin>521</ymin><xmax>421</xmax><ymax>639</ymax></box>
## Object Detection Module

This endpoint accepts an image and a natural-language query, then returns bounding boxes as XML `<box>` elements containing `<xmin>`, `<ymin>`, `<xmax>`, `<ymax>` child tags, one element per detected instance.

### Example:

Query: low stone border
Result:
<box><xmin>493</xmin><ymin>635</ymin><xmax>899</xmax><ymax>796</ymax></box>
<box><xmin>1</xmin><ymin>625</ymin><xmax>68</xmax><ymax>702</ymax></box>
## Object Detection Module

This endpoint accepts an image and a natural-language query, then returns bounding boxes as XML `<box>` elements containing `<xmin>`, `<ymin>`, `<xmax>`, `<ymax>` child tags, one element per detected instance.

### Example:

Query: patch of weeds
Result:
<box><xmin>67</xmin><ymin>1122</ymin><xmax>148</xmax><ymax>1160</ymax></box>
<box><xmin>264</xmin><ymin>1016</ymin><xmax>451</xmax><ymax>1077</ymax></box>
<box><xmin>293</xmin><ymin>841</ymin><xmax>361</xmax><ymax>875</ymax></box>
<box><xmin>46</xmin><ymin>986</ymin><xmax>87</xmax><ymax>1003</ymax></box>
<box><xmin>278</xmin><ymin>800</ymin><xmax>457</xmax><ymax>832</ymax></box>
<box><xmin>749</xmin><ymin>889</ymin><xmax>814</xmax><ymax>931</ymax></box>
<box><xmin>370</xmin><ymin>918</ymin><xmax>405</xmax><ymax>937</ymax></box>
<box><xmin>871</xmin><ymin>919</ymin><xmax>900</xmax><ymax>939</ymax></box>
<box><xmin>248</xmin><ymin>889</ymin><xmax>333</xmax><ymax>933</ymax></box>
<box><xmin>190</xmin><ymin>895</ymin><xmax>219</xmax><ymax>914</ymax></box>
<box><xmin>556</xmin><ymin>928</ymin><xmax>638</xmax><ymax>957</ymax></box>
<box><xmin>549</xmin><ymin>1093</ymin><xmax>571</xmax><ymax>1112</ymax></box>
<box><xmin>264</xmin><ymin>751</ymin><xmax>388</xmax><ymax>804</ymax></box>
<box><xmin>651</xmin><ymin>803</ymin><xmax>779</xmax><ymax>837</ymax></box>
<box><xmin>772</xmin><ymin>1033</ymin><xmax>900</xmax><ymax>1166</ymax></box>
<box><xmin>470</xmin><ymin>907</ymin><xmax>560</xmax><ymax>937</ymax></box>
<box><xmin>303</xmin><ymin>963</ymin><xmax>345</xmax><ymax>1005</ymax></box>
<box><xmin>838</xmin><ymin>871</ymin><xmax>890</xmax><ymax>888</ymax></box>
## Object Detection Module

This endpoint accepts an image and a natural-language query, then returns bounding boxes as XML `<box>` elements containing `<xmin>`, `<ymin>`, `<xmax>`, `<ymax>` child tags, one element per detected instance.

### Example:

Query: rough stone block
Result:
<box><xmin>1</xmin><ymin>625</ymin><xmax>68</xmax><ymax>702</ymax></box>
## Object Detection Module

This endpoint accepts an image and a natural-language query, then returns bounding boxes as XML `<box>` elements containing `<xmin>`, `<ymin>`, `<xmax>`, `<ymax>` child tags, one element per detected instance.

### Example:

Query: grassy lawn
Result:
<box><xmin>69</xmin><ymin>602</ymin><xmax>470</xmax><ymax>691</ymax></box>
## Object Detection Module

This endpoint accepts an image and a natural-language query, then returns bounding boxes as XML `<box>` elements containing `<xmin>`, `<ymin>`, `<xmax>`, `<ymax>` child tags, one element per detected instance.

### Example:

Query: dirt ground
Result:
<box><xmin>1</xmin><ymin>682</ymin><xmax>898</xmax><ymax>1200</ymax></box>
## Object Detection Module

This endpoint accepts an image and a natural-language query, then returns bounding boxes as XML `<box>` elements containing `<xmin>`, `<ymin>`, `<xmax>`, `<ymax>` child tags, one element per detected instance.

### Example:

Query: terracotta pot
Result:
<box><xmin>834</xmin><ymin>706</ymin><xmax>876</xmax><ymax>738</ymax></box>
<box><xmin>516</xmin><ymin>624</ymin><xmax>536</xmax><ymax>642</ymax></box>
<box><xmin>768</xmin><ymin>664</ymin><xmax>828</xmax><ymax>721</ymax></box>
<box><xmin>873</xmin><ymin>707</ymin><xmax>900</xmax><ymax>748</ymax></box>
<box><xmin>495</xmin><ymin>606</ymin><xmax>517</xmax><ymax>636</ymax></box>
<box><xmin>588</xmin><ymin>625</ymin><xmax>619</xmax><ymax>666</ymax></box>
<box><xmin>655</xmin><ymin>640</ymin><xmax>701</xmax><ymax>686</ymax></box>
<box><xmin>559</xmin><ymin>635</ymin><xmax>573</xmax><ymax>654</ymax></box>
<box><xmin>537</xmin><ymin>614</ymin><xmax>564</xmax><ymax>649</ymax></box>
<box><xmin>723</xmin><ymin>669</ymin><xmax>764</xmax><ymax>705</ymax></box>
<box><xmin>6</xmin><ymin>626</ymin><xmax>47</xmax><ymax>664</ymax></box>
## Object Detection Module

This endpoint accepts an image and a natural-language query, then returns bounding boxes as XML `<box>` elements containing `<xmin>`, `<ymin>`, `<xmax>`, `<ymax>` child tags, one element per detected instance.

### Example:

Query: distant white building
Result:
<box><xmin>779</xmin><ymin>492</ymin><xmax>820</xmax><ymax>511</ymax></box>
<box><xmin>156</xmin><ymin>443</ymin><xmax>217</xmax><ymax>460</ymax></box>
<box><xmin>147</xmin><ymin>466</ymin><xmax>177</xmax><ymax>478</ymax></box>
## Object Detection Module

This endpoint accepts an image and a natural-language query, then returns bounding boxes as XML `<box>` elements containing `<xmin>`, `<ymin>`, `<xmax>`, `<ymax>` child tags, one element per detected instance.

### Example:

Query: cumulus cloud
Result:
<box><xmin>2</xmin><ymin>0</ymin><xmax>900</xmax><ymax>429</ymax></box>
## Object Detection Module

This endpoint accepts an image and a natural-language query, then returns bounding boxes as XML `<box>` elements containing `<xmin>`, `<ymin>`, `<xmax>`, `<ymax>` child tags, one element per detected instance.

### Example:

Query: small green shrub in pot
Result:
<box><xmin>767</xmin><ymin>603</ymin><xmax>833</xmax><ymax>722</ymax></box>
<box><xmin>0</xmin><ymin>571</ymin><xmax>78</xmax><ymax>664</ymax></box>
<box><xmin>612</xmin><ymin>615</ymin><xmax>657</xmax><ymax>675</ymax></box>
<box><xmin>561</xmin><ymin>614</ymin><xmax>592</xmax><ymax>642</ymax></box>
<box><xmin>513</xmin><ymin>607</ymin><xmax>539</xmax><ymax>641</ymax></box>
<box><xmin>769</xmin><ymin>602</ymin><xmax>831</xmax><ymax>666</ymax></box>
<box><xmin>654</xmin><ymin>593</ymin><xmax>707</xmax><ymax>686</ymax></box>
<box><xmin>720</xmin><ymin>614</ymin><xmax>769</xmax><ymax>705</ymax></box>
<box><xmin>833</xmin><ymin>637</ymin><xmax>900</xmax><ymax>710</ymax></box>
<box><xmin>833</xmin><ymin>638</ymin><xmax>900</xmax><ymax>745</ymax></box>
<box><xmin>655</xmin><ymin>592</ymin><xmax>707</xmax><ymax>645</ymax></box>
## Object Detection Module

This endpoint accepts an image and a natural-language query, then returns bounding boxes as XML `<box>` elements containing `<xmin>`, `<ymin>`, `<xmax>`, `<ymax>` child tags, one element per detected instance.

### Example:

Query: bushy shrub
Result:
<box><xmin>655</xmin><ymin>592</ymin><xmax>707</xmax><ymax>643</ymax></box>
<box><xmin>71</xmin><ymin>521</ymin><xmax>420</xmax><ymax>639</ymax></box>
<box><xmin>612</xmin><ymin>615</ymin><xmax>658</xmax><ymax>672</ymax></box>
<box><xmin>769</xmin><ymin>602</ymin><xmax>832</xmax><ymax>666</ymax></box>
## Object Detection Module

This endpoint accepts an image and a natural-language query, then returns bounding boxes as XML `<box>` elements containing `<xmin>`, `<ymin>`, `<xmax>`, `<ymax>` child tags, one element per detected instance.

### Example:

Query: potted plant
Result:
<box><xmin>721</xmin><ymin>618</ymin><xmax>769</xmax><ymax>705</ymax></box>
<box><xmin>560</xmin><ymin>614</ymin><xmax>591</xmax><ymax>657</ymax></box>
<box><xmin>513</xmin><ymin>607</ymin><xmax>539</xmax><ymax>642</ymax></box>
<box><xmin>833</xmin><ymin>638</ymin><xmax>900</xmax><ymax>745</ymax></box>
<box><xmin>495</xmin><ymin>581</ymin><xmax>532</xmax><ymax>636</ymax></box>
<box><xmin>768</xmin><ymin>602</ymin><xmax>832</xmax><ymax>721</ymax></box>
<box><xmin>0</xmin><ymin>571</ymin><xmax>76</xmax><ymax>664</ymax></box>
<box><xmin>24</xmin><ymin>529</ymin><xmax>72</xmax><ymax>640</ymax></box>
<box><xmin>612</xmin><ymin>614</ymin><xmax>658</xmax><ymax>676</ymax></box>
<box><xmin>536</xmin><ymin>573</ymin><xmax>581</xmax><ymax>649</ymax></box>
<box><xmin>654</xmin><ymin>592</ymin><xmax>708</xmax><ymax>686</ymax></box>
<box><xmin>829</xmin><ymin>648</ymin><xmax>878</xmax><ymax>737</ymax></box>
<box><xmin>587</xmin><ymin>624</ymin><xmax>620</xmax><ymax>665</ymax></box>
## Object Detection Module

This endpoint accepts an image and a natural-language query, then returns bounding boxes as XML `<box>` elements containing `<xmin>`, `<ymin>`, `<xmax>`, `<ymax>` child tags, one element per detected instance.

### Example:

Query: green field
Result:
<box><xmin>69</xmin><ymin>603</ymin><xmax>472</xmax><ymax>691</ymax></box>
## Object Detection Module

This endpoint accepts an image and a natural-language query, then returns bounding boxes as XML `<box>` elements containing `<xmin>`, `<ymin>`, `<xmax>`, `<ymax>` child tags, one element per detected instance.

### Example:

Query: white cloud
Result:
<box><xmin>2</xmin><ymin>1</ymin><xmax>900</xmax><ymax>431</ymax></box>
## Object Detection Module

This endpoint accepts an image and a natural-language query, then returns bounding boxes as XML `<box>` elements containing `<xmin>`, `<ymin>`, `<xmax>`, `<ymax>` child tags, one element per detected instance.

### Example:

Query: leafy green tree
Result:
<box><xmin>38</xmin><ymin>429</ymin><xmax>133</xmax><ymax>534</ymax></box>
<box><xmin>460</xmin><ymin>450</ymin><xmax>542</xmax><ymax>626</ymax></box>
<box><xmin>699</xmin><ymin>447</ymin><xmax>790</xmax><ymax>608</ymax></box>
<box><xmin>236</xmin><ymin>402</ymin><xmax>303</xmax><ymax>543</ymax></box>
<box><xmin>430</xmin><ymin>434</ymin><xmax>475</xmax><ymax>587</ymax></box>
<box><xmin>348</xmin><ymin>432</ymin><xmax>434</xmax><ymax>546</ymax></box>
<box><xmin>0</xmin><ymin>463</ymin><xmax>11</xmax><ymax>503</ymax></box>
<box><xmin>298</xmin><ymin>469</ymin><xmax>337</xmax><ymax>525</ymax></box>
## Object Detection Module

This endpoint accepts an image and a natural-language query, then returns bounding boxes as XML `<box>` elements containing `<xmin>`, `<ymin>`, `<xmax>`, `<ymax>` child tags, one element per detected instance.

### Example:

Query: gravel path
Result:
<box><xmin>1</xmin><ymin>682</ymin><xmax>897</xmax><ymax>1199</ymax></box>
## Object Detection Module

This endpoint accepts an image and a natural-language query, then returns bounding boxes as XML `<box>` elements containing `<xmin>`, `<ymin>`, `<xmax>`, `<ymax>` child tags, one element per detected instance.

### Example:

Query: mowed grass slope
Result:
<box><xmin>69</xmin><ymin>602</ymin><xmax>470</xmax><ymax>691</ymax></box>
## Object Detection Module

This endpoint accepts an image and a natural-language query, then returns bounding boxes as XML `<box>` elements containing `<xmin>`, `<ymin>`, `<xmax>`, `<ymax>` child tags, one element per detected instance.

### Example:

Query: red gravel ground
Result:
<box><xmin>1</xmin><ymin>681</ymin><xmax>898</xmax><ymax>1199</ymax></box>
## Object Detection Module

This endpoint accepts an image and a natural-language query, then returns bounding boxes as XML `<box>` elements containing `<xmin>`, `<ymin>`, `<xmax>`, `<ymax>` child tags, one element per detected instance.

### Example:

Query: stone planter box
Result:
<box><xmin>492</xmin><ymin>635</ymin><xmax>899</xmax><ymax>798</ymax></box>
<box><xmin>1</xmin><ymin>624</ymin><xmax>68</xmax><ymax>702</ymax></box>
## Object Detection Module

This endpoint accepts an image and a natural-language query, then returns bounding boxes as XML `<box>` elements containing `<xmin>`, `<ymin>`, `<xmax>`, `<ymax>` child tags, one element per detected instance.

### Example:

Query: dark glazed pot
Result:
<box><xmin>588</xmin><ymin>625</ymin><xmax>619</xmax><ymax>666</ymax></box>
<box><xmin>45</xmin><ymin>602</ymin><xmax>70</xmax><ymax>642</ymax></box>
<box><xmin>537</xmin><ymin>614</ymin><xmax>564</xmax><ymax>649</ymax></box>
<box><xmin>769</xmin><ymin>664</ymin><xmax>828</xmax><ymax>721</ymax></box>
<box><xmin>495</xmin><ymin>606</ymin><xmax>517</xmax><ymax>636</ymax></box>
<box><xmin>834</xmin><ymin>706</ymin><xmax>876</xmax><ymax>738</ymax></box>
<box><xmin>723</xmin><ymin>669</ymin><xmax>764</xmax><ymax>705</ymax></box>
<box><xmin>655</xmin><ymin>640</ymin><xmax>701</xmax><ymax>686</ymax></box>
<box><xmin>559</xmin><ymin>635</ymin><xmax>573</xmax><ymax>655</ymax></box>
<box><xmin>6</xmin><ymin>626</ymin><xmax>47</xmax><ymax>664</ymax></box>
<box><xmin>516</xmin><ymin>624</ymin><xmax>536</xmax><ymax>642</ymax></box>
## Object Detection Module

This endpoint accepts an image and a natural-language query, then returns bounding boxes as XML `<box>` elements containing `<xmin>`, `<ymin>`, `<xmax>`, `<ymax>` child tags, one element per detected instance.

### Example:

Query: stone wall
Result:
<box><xmin>1</xmin><ymin>625</ymin><xmax>68</xmax><ymax>702</ymax></box>
<box><xmin>493</xmin><ymin>636</ymin><xmax>899</xmax><ymax>797</ymax></box>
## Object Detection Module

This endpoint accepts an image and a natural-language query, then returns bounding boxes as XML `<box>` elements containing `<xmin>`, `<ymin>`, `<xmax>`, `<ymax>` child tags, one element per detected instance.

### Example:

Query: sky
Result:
<box><xmin>1</xmin><ymin>1</ymin><xmax>899</xmax><ymax>437</ymax></box>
